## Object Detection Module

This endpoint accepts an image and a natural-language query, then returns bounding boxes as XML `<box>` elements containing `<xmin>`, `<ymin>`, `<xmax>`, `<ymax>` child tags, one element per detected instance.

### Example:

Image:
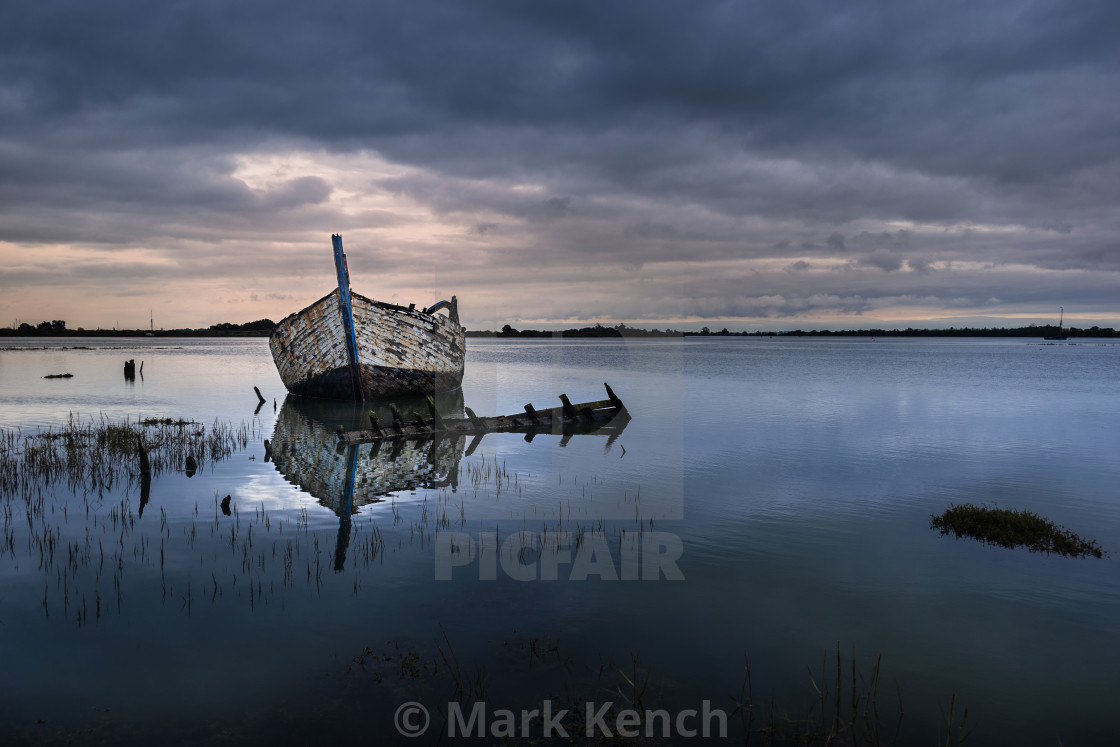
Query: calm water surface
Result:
<box><xmin>1</xmin><ymin>336</ymin><xmax>1118</xmax><ymax>745</ymax></box>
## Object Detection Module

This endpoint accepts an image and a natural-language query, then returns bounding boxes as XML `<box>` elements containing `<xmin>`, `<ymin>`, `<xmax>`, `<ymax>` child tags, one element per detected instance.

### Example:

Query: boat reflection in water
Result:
<box><xmin>271</xmin><ymin>391</ymin><xmax>466</xmax><ymax>510</ymax></box>
<box><xmin>271</xmin><ymin>392</ymin><xmax>466</xmax><ymax>570</ymax></box>
<box><xmin>270</xmin><ymin>391</ymin><xmax>630</xmax><ymax>570</ymax></box>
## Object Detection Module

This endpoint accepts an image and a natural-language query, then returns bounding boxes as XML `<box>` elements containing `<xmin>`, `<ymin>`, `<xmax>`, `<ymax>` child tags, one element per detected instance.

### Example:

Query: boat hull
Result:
<box><xmin>269</xmin><ymin>290</ymin><xmax>465</xmax><ymax>400</ymax></box>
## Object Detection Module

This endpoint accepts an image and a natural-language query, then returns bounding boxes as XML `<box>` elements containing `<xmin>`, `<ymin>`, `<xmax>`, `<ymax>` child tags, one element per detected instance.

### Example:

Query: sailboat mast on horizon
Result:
<box><xmin>1044</xmin><ymin>306</ymin><xmax>1067</xmax><ymax>341</ymax></box>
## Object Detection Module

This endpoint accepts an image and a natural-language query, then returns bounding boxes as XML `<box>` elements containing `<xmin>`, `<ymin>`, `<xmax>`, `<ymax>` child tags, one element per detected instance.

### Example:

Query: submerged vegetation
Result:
<box><xmin>0</xmin><ymin>419</ymin><xmax>648</xmax><ymax>631</ymax></box>
<box><xmin>0</xmin><ymin>414</ymin><xmax>254</xmax><ymax>497</ymax></box>
<box><xmin>930</xmin><ymin>503</ymin><xmax>1106</xmax><ymax>558</ymax></box>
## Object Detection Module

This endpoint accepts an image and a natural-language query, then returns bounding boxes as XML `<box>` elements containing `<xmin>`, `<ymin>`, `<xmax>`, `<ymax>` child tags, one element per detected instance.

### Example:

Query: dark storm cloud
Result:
<box><xmin>2</xmin><ymin>0</ymin><xmax>1118</xmax><ymax>323</ymax></box>
<box><xmin>856</xmin><ymin>250</ymin><xmax>904</xmax><ymax>272</ymax></box>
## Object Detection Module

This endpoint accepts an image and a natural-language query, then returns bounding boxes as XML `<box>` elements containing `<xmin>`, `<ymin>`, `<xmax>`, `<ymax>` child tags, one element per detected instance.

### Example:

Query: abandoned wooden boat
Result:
<box><xmin>269</xmin><ymin>235</ymin><xmax>466</xmax><ymax>401</ymax></box>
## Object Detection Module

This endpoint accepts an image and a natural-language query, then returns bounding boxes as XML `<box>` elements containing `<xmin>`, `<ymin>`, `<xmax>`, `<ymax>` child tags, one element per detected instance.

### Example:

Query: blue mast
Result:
<box><xmin>332</xmin><ymin>234</ymin><xmax>365</xmax><ymax>401</ymax></box>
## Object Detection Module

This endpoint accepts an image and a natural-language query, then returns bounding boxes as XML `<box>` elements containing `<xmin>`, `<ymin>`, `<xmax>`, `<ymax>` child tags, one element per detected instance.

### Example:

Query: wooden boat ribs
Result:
<box><xmin>337</xmin><ymin>383</ymin><xmax>629</xmax><ymax>445</ymax></box>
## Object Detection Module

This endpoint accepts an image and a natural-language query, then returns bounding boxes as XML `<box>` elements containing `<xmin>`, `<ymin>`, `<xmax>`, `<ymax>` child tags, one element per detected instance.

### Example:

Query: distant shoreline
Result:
<box><xmin>3</xmin><ymin>324</ymin><xmax>1117</xmax><ymax>339</ymax></box>
<box><xmin>466</xmin><ymin>322</ymin><xmax>1119</xmax><ymax>338</ymax></box>
<box><xmin>0</xmin><ymin>329</ymin><xmax>274</xmax><ymax>338</ymax></box>
<box><xmin>469</xmin><ymin>330</ymin><xmax>1118</xmax><ymax>338</ymax></box>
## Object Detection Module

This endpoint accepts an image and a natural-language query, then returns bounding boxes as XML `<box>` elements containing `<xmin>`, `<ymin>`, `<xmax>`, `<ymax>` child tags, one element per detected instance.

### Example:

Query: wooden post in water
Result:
<box><xmin>604</xmin><ymin>383</ymin><xmax>625</xmax><ymax>411</ymax></box>
<box><xmin>427</xmin><ymin>396</ymin><xmax>447</xmax><ymax>432</ymax></box>
<box><xmin>559</xmin><ymin>394</ymin><xmax>578</xmax><ymax>419</ymax></box>
<box><xmin>389</xmin><ymin>403</ymin><xmax>406</xmax><ymax>433</ymax></box>
<box><xmin>138</xmin><ymin>436</ymin><xmax>151</xmax><ymax>518</ymax></box>
<box><xmin>464</xmin><ymin>407</ymin><xmax>485</xmax><ymax>432</ymax></box>
<box><xmin>137</xmin><ymin>435</ymin><xmax>150</xmax><ymax>476</ymax></box>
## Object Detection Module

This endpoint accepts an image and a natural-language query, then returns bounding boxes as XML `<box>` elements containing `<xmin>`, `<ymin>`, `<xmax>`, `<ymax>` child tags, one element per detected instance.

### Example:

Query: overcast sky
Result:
<box><xmin>2</xmin><ymin>0</ymin><xmax>1117</xmax><ymax>330</ymax></box>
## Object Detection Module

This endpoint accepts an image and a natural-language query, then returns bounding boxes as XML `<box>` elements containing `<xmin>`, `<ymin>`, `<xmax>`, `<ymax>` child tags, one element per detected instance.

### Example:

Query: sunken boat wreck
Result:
<box><xmin>272</xmin><ymin>386</ymin><xmax>629</xmax><ymax>511</ymax></box>
<box><xmin>337</xmin><ymin>383</ymin><xmax>630</xmax><ymax>446</ymax></box>
<box><xmin>269</xmin><ymin>234</ymin><xmax>466</xmax><ymax>401</ymax></box>
<box><xmin>270</xmin><ymin>389</ymin><xmax>630</xmax><ymax>571</ymax></box>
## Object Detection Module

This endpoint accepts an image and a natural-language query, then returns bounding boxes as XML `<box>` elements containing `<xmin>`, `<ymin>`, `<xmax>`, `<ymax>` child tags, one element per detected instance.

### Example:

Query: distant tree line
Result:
<box><xmin>469</xmin><ymin>323</ymin><xmax>1120</xmax><ymax>338</ymax></box>
<box><xmin>7</xmin><ymin>320</ymin><xmax>70</xmax><ymax>334</ymax></box>
<box><xmin>682</xmin><ymin>325</ymin><xmax>1119</xmax><ymax>338</ymax></box>
<box><xmin>467</xmin><ymin>323</ymin><xmax>684</xmax><ymax>338</ymax></box>
<box><xmin>2</xmin><ymin>319</ymin><xmax>277</xmax><ymax>337</ymax></box>
<box><xmin>205</xmin><ymin>319</ymin><xmax>277</xmax><ymax>334</ymax></box>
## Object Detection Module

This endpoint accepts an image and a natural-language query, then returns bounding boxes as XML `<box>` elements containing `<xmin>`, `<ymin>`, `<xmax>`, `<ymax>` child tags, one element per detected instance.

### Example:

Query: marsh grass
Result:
<box><xmin>0</xmin><ymin>414</ymin><xmax>257</xmax><ymax>499</ymax></box>
<box><xmin>930</xmin><ymin>503</ymin><xmax>1106</xmax><ymax>558</ymax></box>
<box><xmin>0</xmin><ymin>423</ymin><xmax>646</xmax><ymax>629</ymax></box>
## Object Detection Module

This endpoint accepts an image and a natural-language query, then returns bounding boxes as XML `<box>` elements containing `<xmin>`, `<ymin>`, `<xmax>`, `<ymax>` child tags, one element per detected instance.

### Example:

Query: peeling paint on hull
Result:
<box><xmin>269</xmin><ymin>289</ymin><xmax>465</xmax><ymax>401</ymax></box>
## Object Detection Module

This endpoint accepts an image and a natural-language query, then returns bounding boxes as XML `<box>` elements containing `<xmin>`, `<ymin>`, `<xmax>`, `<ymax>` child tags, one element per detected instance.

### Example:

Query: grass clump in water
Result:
<box><xmin>140</xmin><ymin>417</ymin><xmax>197</xmax><ymax>426</ymax></box>
<box><xmin>930</xmin><ymin>503</ymin><xmax>1105</xmax><ymax>558</ymax></box>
